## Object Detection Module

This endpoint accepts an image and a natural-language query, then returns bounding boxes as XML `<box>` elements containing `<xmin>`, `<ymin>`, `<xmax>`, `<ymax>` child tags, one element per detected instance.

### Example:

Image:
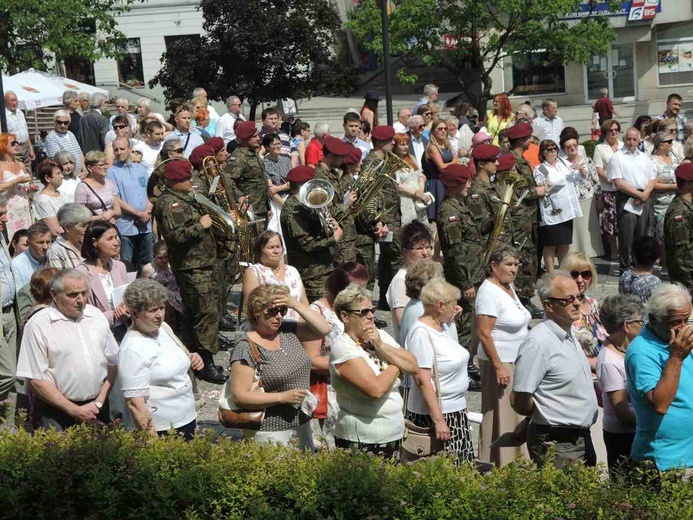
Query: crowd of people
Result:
<box><xmin>2</xmin><ymin>84</ymin><xmax>693</xmax><ymax>476</ymax></box>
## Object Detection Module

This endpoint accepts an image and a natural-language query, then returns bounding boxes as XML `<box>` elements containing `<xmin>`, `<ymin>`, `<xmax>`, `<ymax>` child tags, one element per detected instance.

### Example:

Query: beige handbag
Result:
<box><xmin>401</xmin><ymin>332</ymin><xmax>446</xmax><ymax>462</ymax></box>
<box><xmin>218</xmin><ymin>337</ymin><xmax>265</xmax><ymax>429</ymax></box>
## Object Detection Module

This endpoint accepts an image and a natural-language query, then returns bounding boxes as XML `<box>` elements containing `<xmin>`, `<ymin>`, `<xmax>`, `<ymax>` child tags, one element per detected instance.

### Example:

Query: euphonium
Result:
<box><xmin>483</xmin><ymin>169</ymin><xmax>528</xmax><ymax>264</ymax></box>
<box><xmin>343</xmin><ymin>150</ymin><xmax>403</xmax><ymax>220</ymax></box>
<box><xmin>191</xmin><ymin>192</ymin><xmax>237</xmax><ymax>260</ymax></box>
<box><xmin>299</xmin><ymin>178</ymin><xmax>335</xmax><ymax>236</ymax></box>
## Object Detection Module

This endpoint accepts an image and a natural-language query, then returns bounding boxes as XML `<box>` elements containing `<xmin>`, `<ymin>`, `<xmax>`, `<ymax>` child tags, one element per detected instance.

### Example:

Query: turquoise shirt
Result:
<box><xmin>626</xmin><ymin>326</ymin><xmax>693</xmax><ymax>470</ymax></box>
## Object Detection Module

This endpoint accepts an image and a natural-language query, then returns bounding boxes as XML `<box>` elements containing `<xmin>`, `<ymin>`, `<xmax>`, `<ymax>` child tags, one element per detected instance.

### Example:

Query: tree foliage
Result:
<box><xmin>0</xmin><ymin>0</ymin><xmax>138</xmax><ymax>74</ymax></box>
<box><xmin>151</xmin><ymin>0</ymin><xmax>359</xmax><ymax>118</ymax></box>
<box><xmin>348</xmin><ymin>0</ymin><xmax>621</xmax><ymax>111</ymax></box>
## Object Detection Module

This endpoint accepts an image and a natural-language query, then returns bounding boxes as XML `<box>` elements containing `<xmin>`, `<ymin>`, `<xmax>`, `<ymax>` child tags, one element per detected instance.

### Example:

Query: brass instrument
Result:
<box><xmin>342</xmin><ymin>150</ymin><xmax>404</xmax><ymax>221</ymax></box>
<box><xmin>191</xmin><ymin>192</ymin><xmax>237</xmax><ymax>260</ymax></box>
<box><xmin>483</xmin><ymin>169</ymin><xmax>528</xmax><ymax>265</ymax></box>
<box><xmin>298</xmin><ymin>178</ymin><xmax>335</xmax><ymax>237</ymax></box>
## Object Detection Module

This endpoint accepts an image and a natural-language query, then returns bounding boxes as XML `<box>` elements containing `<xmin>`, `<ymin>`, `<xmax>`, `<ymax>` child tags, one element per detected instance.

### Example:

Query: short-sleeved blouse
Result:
<box><xmin>309</xmin><ymin>300</ymin><xmax>343</xmax><ymax>355</ymax></box>
<box><xmin>74</xmin><ymin>179</ymin><xmax>117</xmax><ymax>215</ymax></box>
<box><xmin>572</xmin><ymin>296</ymin><xmax>607</xmax><ymax>358</ymax></box>
<box><xmin>248</xmin><ymin>263</ymin><xmax>305</xmax><ymax>322</ymax></box>
<box><xmin>230</xmin><ymin>328</ymin><xmax>312</xmax><ymax>432</ymax></box>
<box><xmin>618</xmin><ymin>269</ymin><xmax>661</xmax><ymax>303</ymax></box>
<box><xmin>33</xmin><ymin>192</ymin><xmax>67</xmax><ymax>220</ymax></box>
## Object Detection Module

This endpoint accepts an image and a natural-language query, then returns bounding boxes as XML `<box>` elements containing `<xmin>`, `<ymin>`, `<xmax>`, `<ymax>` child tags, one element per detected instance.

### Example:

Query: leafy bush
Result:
<box><xmin>1</xmin><ymin>425</ymin><xmax>693</xmax><ymax>519</ymax></box>
<box><xmin>582</xmin><ymin>139</ymin><xmax>598</xmax><ymax>159</ymax></box>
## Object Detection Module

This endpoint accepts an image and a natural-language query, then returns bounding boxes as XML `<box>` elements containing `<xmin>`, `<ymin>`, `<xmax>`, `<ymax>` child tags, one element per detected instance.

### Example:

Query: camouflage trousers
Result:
<box><xmin>514</xmin><ymin>239</ymin><xmax>538</xmax><ymax>300</ymax></box>
<box><xmin>334</xmin><ymin>238</ymin><xmax>357</xmax><ymax>266</ymax></box>
<box><xmin>175</xmin><ymin>266</ymin><xmax>220</xmax><ymax>355</ymax></box>
<box><xmin>355</xmin><ymin>240</ymin><xmax>376</xmax><ymax>291</ymax></box>
<box><xmin>214</xmin><ymin>255</ymin><xmax>237</xmax><ymax>317</ymax></box>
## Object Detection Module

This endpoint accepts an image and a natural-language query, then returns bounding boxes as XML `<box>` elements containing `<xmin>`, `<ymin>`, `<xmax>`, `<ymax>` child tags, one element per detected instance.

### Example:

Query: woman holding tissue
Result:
<box><xmin>230</xmin><ymin>283</ymin><xmax>330</xmax><ymax>450</ymax></box>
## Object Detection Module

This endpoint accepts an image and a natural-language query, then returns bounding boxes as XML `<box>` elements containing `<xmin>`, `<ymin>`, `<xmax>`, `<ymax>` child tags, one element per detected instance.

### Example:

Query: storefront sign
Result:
<box><xmin>562</xmin><ymin>0</ymin><xmax>660</xmax><ymax>20</ymax></box>
<box><xmin>628</xmin><ymin>0</ymin><xmax>659</xmax><ymax>21</ymax></box>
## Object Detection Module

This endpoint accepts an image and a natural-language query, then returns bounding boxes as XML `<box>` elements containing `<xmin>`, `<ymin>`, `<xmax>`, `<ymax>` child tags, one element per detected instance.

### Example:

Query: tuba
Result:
<box><xmin>191</xmin><ymin>191</ymin><xmax>237</xmax><ymax>260</ymax></box>
<box><xmin>343</xmin><ymin>150</ymin><xmax>404</xmax><ymax>221</ymax></box>
<box><xmin>299</xmin><ymin>178</ymin><xmax>335</xmax><ymax>237</ymax></box>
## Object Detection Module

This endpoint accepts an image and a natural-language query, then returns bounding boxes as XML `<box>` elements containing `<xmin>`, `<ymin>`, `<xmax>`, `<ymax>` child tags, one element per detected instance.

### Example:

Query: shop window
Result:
<box><xmin>504</xmin><ymin>51</ymin><xmax>566</xmax><ymax>95</ymax></box>
<box><xmin>657</xmin><ymin>22</ymin><xmax>693</xmax><ymax>87</ymax></box>
<box><xmin>117</xmin><ymin>38</ymin><xmax>145</xmax><ymax>88</ymax></box>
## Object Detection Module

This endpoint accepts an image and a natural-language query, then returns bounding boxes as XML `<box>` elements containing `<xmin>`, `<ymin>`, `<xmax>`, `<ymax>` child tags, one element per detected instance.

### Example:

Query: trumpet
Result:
<box><xmin>298</xmin><ymin>178</ymin><xmax>335</xmax><ymax>237</ymax></box>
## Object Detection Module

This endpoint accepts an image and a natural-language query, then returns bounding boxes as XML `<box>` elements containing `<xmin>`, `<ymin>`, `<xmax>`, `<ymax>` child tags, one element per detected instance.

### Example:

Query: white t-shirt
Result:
<box><xmin>592</xmin><ymin>141</ymin><xmax>623</xmax><ymax>193</ymax></box>
<box><xmin>329</xmin><ymin>330</ymin><xmax>403</xmax><ymax>444</ymax></box>
<box><xmin>405</xmin><ymin>321</ymin><xmax>469</xmax><ymax>414</ymax></box>
<box><xmin>58</xmin><ymin>177</ymin><xmax>80</xmax><ymax>203</ymax></box>
<box><xmin>474</xmin><ymin>279</ymin><xmax>531</xmax><ymax>363</ymax></box>
<box><xmin>386</xmin><ymin>268</ymin><xmax>409</xmax><ymax>342</ymax></box>
<box><xmin>134</xmin><ymin>141</ymin><xmax>163</xmax><ymax>177</ymax></box>
<box><xmin>596</xmin><ymin>346</ymin><xmax>635</xmax><ymax>434</ymax></box>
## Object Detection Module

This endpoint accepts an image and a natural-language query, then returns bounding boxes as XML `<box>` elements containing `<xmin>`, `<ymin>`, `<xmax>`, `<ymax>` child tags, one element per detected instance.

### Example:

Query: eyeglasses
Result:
<box><xmin>423</xmin><ymin>112</ymin><xmax>432</xmax><ymax>116</ymax></box>
<box><xmin>56</xmin><ymin>120</ymin><xmax>70</xmax><ymax>126</ymax></box>
<box><xmin>544</xmin><ymin>147</ymin><xmax>558</xmax><ymax>152</ymax></box>
<box><xmin>9</xmin><ymin>141</ymin><xmax>19</xmax><ymax>146</ymax></box>
<box><xmin>626</xmin><ymin>319</ymin><xmax>644</xmax><ymax>326</ymax></box>
<box><xmin>667</xmin><ymin>129</ymin><xmax>677</xmax><ymax>134</ymax></box>
<box><xmin>113</xmin><ymin>125</ymin><xmax>128</xmax><ymax>130</ymax></box>
<box><xmin>173</xmin><ymin>148</ymin><xmax>185</xmax><ymax>154</ymax></box>
<box><xmin>435</xmin><ymin>127</ymin><xmax>447</xmax><ymax>132</ymax></box>
<box><xmin>608</xmin><ymin>129</ymin><xmax>620</xmax><ymax>134</ymax></box>
<box><xmin>546</xmin><ymin>294</ymin><xmax>585</xmax><ymax>306</ymax></box>
<box><xmin>570</xmin><ymin>270</ymin><xmax>593</xmax><ymax>280</ymax></box>
<box><xmin>662</xmin><ymin>139</ymin><xmax>674</xmax><ymax>144</ymax></box>
<box><xmin>346</xmin><ymin>306</ymin><xmax>377</xmax><ymax>318</ymax></box>
<box><xmin>417</xmin><ymin>125</ymin><xmax>425</xmax><ymax>130</ymax></box>
<box><xmin>406</xmin><ymin>245</ymin><xmax>433</xmax><ymax>252</ymax></box>
<box><xmin>264</xmin><ymin>306</ymin><xmax>288</xmax><ymax>318</ymax></box>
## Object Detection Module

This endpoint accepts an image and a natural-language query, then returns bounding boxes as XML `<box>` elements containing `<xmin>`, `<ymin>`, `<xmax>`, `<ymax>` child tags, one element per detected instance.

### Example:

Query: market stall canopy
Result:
<box><xmin>2</xmin><ymin>74</ymin><xmax>63</xmax><ymax>111</ymax></box>
<box><xmin>13</xmin><ymin>70</ymin><xmax>108</xmax><ymax>97</ymax></box>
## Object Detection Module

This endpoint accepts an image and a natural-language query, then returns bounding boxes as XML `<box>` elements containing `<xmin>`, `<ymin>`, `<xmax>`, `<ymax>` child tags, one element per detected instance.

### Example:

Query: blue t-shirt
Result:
<box><xmin>107</xmin><ymin>161</ymin><xmax>152</xmax><ymax>236</ymax></box>
<box><xmin>626</xmin><ymin>326</ymin><xmax>693</xmax><ymax>470</ymax></box>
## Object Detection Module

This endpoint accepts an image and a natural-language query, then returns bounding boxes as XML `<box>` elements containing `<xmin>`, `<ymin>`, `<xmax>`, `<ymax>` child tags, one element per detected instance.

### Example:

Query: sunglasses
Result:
<box><xmin>9</xmin><ymin>141</ymin><xmax>19</xmax><ymax>146</ymax></box>
<box><xmin>627</xmin><ymin>319</ymin><xmax>644</xmax><ymax>326</ymax></box>
<box><xmin>662</xmin><ymin>139</ymin><xmax>674</xmax><ymax>144</ymax></box>
<box><xmin>608</xmin><ymin>129</ymin><xmax>620</xmax><ymax>134</ymax></box>
<box><xmin>668</xmin><ymin>129</ymin><xmax>676</xmax><ymax>133</ymax></box>
<box><xmin>264</xmin><ymin>306</ymin><xmax>288</xmax><ymax>317</ymax></box>
<box><xmin>113</xmin><ymin>125</ymin><xmax>129</xmax><ymax>130</ymax></box>
<box><xmin>173</xmin><ymin>147</ymin><xmax>185</xmax><ymax>154</ymax></box>
<box><xmin>417</xmin><ymin>125</ymin><xmax>425</xmax><ymax>130</ymax></box>
<box><xmin>544</xmin><ymin>147</ymin><xmax>558</xmax><ymax>152</ymax></box>
<box><xmin>346</xmin><ymin>306</ymin><xmax>377</xmax><ymax>318</ymax></box>
<box><xmin>570</xmin><ymin>270</ymin><xmax>593</xmax><ymax>280</ymax></box>
<box><xmin>546</xmin><ymin>294</ymin><xmax>585</xmax><ymax>306</ymax></box>
<box><xmin>56</xmin><ymin>120</ymin><xmax>70</xmax><ymax>126</ymax></box>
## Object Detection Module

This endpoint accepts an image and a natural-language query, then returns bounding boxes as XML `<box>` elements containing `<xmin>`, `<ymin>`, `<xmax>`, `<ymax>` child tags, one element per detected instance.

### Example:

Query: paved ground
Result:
<box><xmin>196</xmin><ymin>256</ymin><xmax>642</xmax><ymax>464</ymax></box>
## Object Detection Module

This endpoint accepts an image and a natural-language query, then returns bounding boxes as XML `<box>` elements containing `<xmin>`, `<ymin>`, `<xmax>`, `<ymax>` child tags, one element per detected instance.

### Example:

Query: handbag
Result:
<box><xmin>218</xmin><ymin>337</ymin><xmax>265</xmax><ymax>429</ymax></box>
<box><xmin>401</xmin><ymin>331</ymin><xmax>446</xmax><ymax>462</ymax></box>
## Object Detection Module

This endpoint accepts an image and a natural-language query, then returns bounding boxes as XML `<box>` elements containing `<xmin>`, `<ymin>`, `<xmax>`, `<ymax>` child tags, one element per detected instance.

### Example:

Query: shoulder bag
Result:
<box><xmin>401</xmin><ymin>329</ymin><xmax>446</xmax><ymax>462</ymax></box>
<box><xmin>218</xmin><ymin>337</ymin><xmax>265</xmax><ymax>429</ymax></box>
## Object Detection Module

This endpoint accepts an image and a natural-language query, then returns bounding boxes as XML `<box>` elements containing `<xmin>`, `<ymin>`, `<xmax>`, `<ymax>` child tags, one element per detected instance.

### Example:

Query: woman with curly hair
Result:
<box><xmin>483</xmin><ymin>94</ymin><xmax>515</xmax><ymax>146</ymax></box>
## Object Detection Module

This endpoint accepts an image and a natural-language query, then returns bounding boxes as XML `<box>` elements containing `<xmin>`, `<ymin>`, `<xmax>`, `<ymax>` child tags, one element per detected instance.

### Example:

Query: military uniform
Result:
<box><xmin>154</xmin><ymin>187</ymin><xmax>220</xmax><ymax>357</ymax></box>
<box><xmin>314</xmin><ymin>163</ymin><xmax>357</xmax><ymax>264</ymax></box>
<box><xmin>225</xmin><ymin>146</ymin><xmax>269</xmax><ymax>233</ymax></box>
<box><xmin>437</xmin><ymin>195</ymin><xmax>492</xmax><ymax>347</ymax></box>
<box><xmin>281</xmin><ymin>195</ymin><xmax>337</xmax><ymax>302</ymax></box>
<box><xmin>664</xmin><ymin>194</ymin><xmax>693</xmax><ymax>289</ymax></box>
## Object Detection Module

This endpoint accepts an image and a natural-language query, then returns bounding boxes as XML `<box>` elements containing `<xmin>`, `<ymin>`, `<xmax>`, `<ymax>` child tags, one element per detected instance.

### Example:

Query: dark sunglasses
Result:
<box><xmin>56</xmin><ymin>120</ymin><xmax>70</xmax><ymax>126</ymax></box>
<box><xmin>113</xmin><ymin>124</ymin><xmax>129</xmax><ymax>130</ymax></box>
<box><xmin>544</xmin><ymin>147</ymin><xmax>558</xmax><ymax>152</ymax></box>
<box><xmin>173</xmin><ymin>147</ymin><xmax>185</xmax><ymax>154</ymax></box>
<box><xmin>662</xmin><ymin>139</ymin><xmax>674</xmax><ymax>144</ymax></box>
<box><xmin>264</xmin><ymin>306</ymin><xmax>288</xmax><ymax>317</ymax></box>
<box><xmin>9</xmin><ymin>141</ymin><xmax>19</xmax><ymax>146</ymax></box>
<box><xmin>346</xmin><ymin>306</ymin><xmax>377</xmax><ymax>318</ymax></box>
<box><xmin>417</xmin><ymin>125</ymin><xmax>425</xmax><ymax>130</ymax></box>
<box><xmin>608</xmin><ymin>128</ymin><xmax>620</xmax><ymax>134</ymax></box>
<box><xmin>547</xmin><ymin>294</ymin><xmax>585</xmax><ymax>306</ymax></box>
<box><xmin>570</xmin><ymin>270</ymin><xmax>593</xmax><ymax>280</ymax></box>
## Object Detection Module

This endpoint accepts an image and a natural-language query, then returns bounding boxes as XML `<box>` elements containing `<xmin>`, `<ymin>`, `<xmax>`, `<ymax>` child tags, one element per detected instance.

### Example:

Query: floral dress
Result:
<box><xmin>651</xmin><ymin>153</ymin><xmax>679</xmax><ymax>242</ymax></box>
<box><xmin>2</xmin><ymin>167</ymin><xmax>33</xmax><ymax>240</ymax></box>
<box><xmin>573</xmin><ymin>296</ymin><xmax>608</xmax><ymax>359</ymax></box>
<box><xmin>151</xmin><ymin>264</ymin><xmax>184</xmax><ymax>314</ymax></box>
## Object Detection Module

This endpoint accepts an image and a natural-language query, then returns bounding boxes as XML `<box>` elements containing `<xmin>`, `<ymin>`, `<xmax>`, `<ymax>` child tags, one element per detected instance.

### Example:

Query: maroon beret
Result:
<box><xmin>496</xmin><ymin>154</ymin><xmax>516</xmax><ymax>172</ymax></box>
<box><xmin>286</xmin><ymin>165</ymin><xmax>315</xmax><ymax>183</ymax></box>
<box><xmin>206</xmin><ymin>137</ymin><xmax>225</xmax><ymax>153</ymax></box>
<box><xmin>439</xmin><ymin>163</ymin><xmax>473</xmax><ymax>187</ymax></box>
<box><xmin>506</xmin><ymin>123</ymin><xmax>533</xmax><ymax>141</ymax></box>
<box><xmin>188</xmin><ymin>144</ymin><xmax>214</xmax><ymax>168</ymax></box>
<box><xmin>343</xmin><ymin>147</ymin><xmax>363</xmax><ymax>165</ymax></box>
<box><xmin>472</xmin><ymin>144</ymin><xmax>501</xmax><ymax>162</ymax></box>
<box><xmin>163</xmin><ymin>159</ymin><xmax>193</xmax><ymax>181</ymax></box>
<box><xmin>371</xmin><ymin>125</ymin><xmax>395</xmax><ymax>141</ymax></box>
<box><xmin>323</xmin><ymin>136</ymin><xmax>352</xmax><ymax>156</ymax></box>
<box><xmin>675</xmin><ymin>162</ymin><xmax>693</xmax><ymax>181</ymax></box>
<box><xmin>235</xmin><ymin>121</ymin><xmax>257</xmax><ymax>141</ymax></box>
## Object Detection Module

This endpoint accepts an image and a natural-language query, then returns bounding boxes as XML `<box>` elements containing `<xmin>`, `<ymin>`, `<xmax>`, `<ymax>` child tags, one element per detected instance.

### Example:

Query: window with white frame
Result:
<box><xmin>117</xmin><ymin>38</ymin><xmax>145</xmax><ymax>88</ymax></box>
<box><xmin>657</xmin><ymin>22</ymin><xmax>693</xmax><ymax>87</ymax></box>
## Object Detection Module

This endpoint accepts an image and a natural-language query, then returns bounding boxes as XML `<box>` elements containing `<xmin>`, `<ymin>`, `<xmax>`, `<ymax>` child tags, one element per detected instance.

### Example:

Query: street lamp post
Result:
<box><xmin>378</xmin><ymin>0</ymin><xmax>393</xmax><ymax>126</ymax></box>
<box><xmin>0</xmin><ymin>74</ymin><xmax>7</xmax><ymax>132</ymax></box>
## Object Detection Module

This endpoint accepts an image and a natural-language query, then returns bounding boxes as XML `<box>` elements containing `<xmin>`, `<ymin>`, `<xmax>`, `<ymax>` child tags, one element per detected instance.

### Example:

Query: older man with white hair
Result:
<box><xmin>626</xmin><ymin>283</ymin><xmax>693</xmax><ymax>471</ymax></box>
<box><xmin>4</xmin><ymin>91</ymin><xmax>35</xmax><ymax>172</ymax></box>
<box><xmin>215</xmin><ymin>95</ymin><xmax>245</xmax><ymax>144</ymax></box>
<box><xmin>45</xmin><ymin>110</ymin><xmax>85</xmax><ymax>174</ymax></box>
<box><xmin>305</xmin><ymin>122</ymin><xmax>330</xmax><ymax>168</ymax></box>
<box><xmin>393</xmin><ymin>107</ymin><xmax>412</xmax><ymax>134</ymax></box>
<box><xmin>62</xmin><ymin>91</ymin><xmax>82</xmax><ymax>137</ymax></box>
<box><xmin>136</xmin><ymin>98</ymin><xmax>172</xmax><ymax>132</ymax></box>
<box><xmin>17</xmin><ymin>269</ymin><xmax>119</xmax><ymax>431</ymax></box>
<box><xmin>414</xmin><ymin>84</ymin><xmax>439</xmax><ymax>113</ymax></box>
<box><xmin>407</xmin><ymin>115</ymin><xmax>428</xmax><ymax>168</ymax></box>
<box><xmin>109</xmin><ymin>98</ymin><xmax>137</xmax><ymax>134</ymax></box>
<box><xmin>511</xmin><ymin>270</ymin><xmax>598</xmax><ymax>468</ymax></box>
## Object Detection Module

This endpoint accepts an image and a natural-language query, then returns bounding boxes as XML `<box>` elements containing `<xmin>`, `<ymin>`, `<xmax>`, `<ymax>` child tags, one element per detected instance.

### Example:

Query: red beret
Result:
<box><xmin>343</xmin><ymin>147</ymin><xmax>363</xmax><ymax>165</ymax></box>
<box><xmin>163</xmin><ymin>159</ymin><xmax>193</xmax><ymax>182</ymax></box>
<box><xmin>206</xmin><ymin>137</ymin><xmax>225</xmax><ymax>153</ymax></box>
<box><xmin>286</xmin><ymin>165</ymin><xmax>315</xmax><ymax>183</ymax></box>
<box><xmin>506</xmin><ymin>123</ymin><xmax>533</xmax><ymax>141</ymax></box>
<box><xmin>371</xmin><ymin>125</ymin><xmax>395</xmax><ymax>141</ymax></box>
<box><xmin>676</xmin><ymin>162</ymin><xmax>693</xmax><ymax>181</ymax></box>
<box><xmin>496</xmin><ymin>154</ymin><xmax>516</xmax><ymax>172</ymax></box>
<box><xmin>323</xmin><ymin>136</ymin><xmax>352</xmax><ymax>156</ymax></box>
<box><xmin>472</xmin><ymin>144</ymin><xmax>500</xmax><ymax>162</ymax></box>
<box><xmin>235</xmin><ymin>121</ymin><xmax>257</xmax><ymax>141</ymax></box>
<box><xmin>188</xmin><ymin>144</ymin><xmax>214</xmax><ymax>168</ymax></box>
<box><xmin>439</xmin><ymin>163</ymin><xmax>472</xmax><ymax>187</ymax></box>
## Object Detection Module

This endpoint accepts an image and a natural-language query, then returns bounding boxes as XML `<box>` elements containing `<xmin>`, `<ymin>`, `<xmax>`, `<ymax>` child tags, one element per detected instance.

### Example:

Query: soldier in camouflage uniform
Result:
<box><xmin>437</xmin><ymin>163</ymin><xmax>492</xmax><ymax>349</ymax></box>
<box><xmin>281</xmin><ymin>166</ymin><xmax>344</xmax><ymax>302</ymax></box>
<box><xmin>153</xmin><ymin>159</ymin><xmax>227</xmax><ymax>384</ymax></box>
<box><xmin>664</xmin><ymin>163</ymin><xmax>693</xmax><ymax>291</ymax></box>
<box><xmin>314</xmin><ymin>136</ymin><xmax>358</xmax><ymax>264</ymax></box>
<box><xmin>224</xmin><ymin>121</ymin><xmax>269</xmax><ymax>234</ymax></box>
<box><xmin>508</xmin><ymin>123</ymin><xmax>548</xmax><ymax>319</ymax></box>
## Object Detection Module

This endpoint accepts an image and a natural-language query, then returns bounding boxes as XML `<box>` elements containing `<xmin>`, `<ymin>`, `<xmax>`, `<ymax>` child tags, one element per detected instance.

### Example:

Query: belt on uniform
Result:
<box><xmin>2</xmin><ymin>304</ymin><xmax>13</xmax><ymax>313</ymax></box>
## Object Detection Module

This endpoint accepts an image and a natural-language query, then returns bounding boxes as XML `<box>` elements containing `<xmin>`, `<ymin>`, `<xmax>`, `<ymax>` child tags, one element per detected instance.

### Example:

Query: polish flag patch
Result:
<box><xmin>675</xmin><ymin>215</ymin><xmax>683</xmax><ymax>221</ymax></box>
<box><xmin>448</xmin><ymin>216</ymin><xmax>458</xmax><ymax>222</ymax></box>
<box><xmin>171</xmin><ymin>202</ymin><xmax>180</xmax><ymax>208</ymax></box>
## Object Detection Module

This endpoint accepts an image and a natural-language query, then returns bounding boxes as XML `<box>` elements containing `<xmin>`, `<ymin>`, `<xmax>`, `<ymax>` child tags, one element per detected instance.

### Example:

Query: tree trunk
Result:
<box><xmin>249</xmin><ymin>101</ymin><xmax>258</xmax><ymax>122</ymax></box>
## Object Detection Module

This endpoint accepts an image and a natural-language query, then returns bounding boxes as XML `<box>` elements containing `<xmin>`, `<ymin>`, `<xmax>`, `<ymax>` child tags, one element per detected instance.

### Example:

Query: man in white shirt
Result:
<box><xmin>512</xmin><ymin>271</ymin><xmax>598</xmax><ymax>468</ymax></box>
<box><xmin>4</xmin><ymin>91</ymin><xmax>35</xmax><ymax>173</ymax></box>
<box><xmin>407</xmin><ymin>116</ymin><xmax>428</xmax><ymax>168</ymax></box>
<box><xmin>164</xmin><ymin>104</ymin><xmax>204</xmax><ymax>159</ymax></box>
<box><xmin>393</xmin><ymin>107</ymin><xmax>412</xmax><ymax>134</ymax></box>
<box><xmin>215</xmin><ymin>95</ymin><xmax>245</xmax><ymax>145</ymax></box>
<box><xmin>134</xmin><ymin>121</ymin><xmax>165</xmax><ymax>176</ymax></box>
<box><xmin>12</xmin><ymin>222</ymin><xmax>51</xmax><ymax>293</ymax></box>
<box><xmin>533</xmin><ymin>99</ymin><xmax>564</xmax><ymax>143</ymax></box>
<box><xmin>16</xmin><ymin>269</ymin><xmax>119</xmax><ymax>431</ymax></box>
<box><xmin>607</xmin><ymin>127</ymin><xmax>656</xmax><ymax>269</ymax></box>
<box><xmin>342</xmin><ymin>112</ymin><xmax>370</xmax><ymax>160</ymax></box>
<box><xmin>445</xmin><ymin>116</ymin><xmax>469</xmax><ymax>159</ymax></box>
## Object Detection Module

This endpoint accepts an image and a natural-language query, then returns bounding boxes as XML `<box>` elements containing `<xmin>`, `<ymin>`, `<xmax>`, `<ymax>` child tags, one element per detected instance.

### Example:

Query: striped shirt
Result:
<box><xmin>45</xmin><ymin>131</ymin><xmax>83</xmax><ymax>173</ymax></box>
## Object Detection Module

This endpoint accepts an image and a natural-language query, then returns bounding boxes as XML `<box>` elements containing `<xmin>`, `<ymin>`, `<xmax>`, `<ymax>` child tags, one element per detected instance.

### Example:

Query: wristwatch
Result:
<box><xmin>94</xmin><ymin>400</ymin><xmax>103</xmax><ymax>410</ymax></box>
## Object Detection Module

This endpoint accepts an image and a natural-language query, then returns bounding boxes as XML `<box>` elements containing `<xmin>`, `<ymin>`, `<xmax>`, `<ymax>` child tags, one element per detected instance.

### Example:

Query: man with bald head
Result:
<box><xmin>4</xmin><ymin>91</ymin><xmax>35</xmax><ymax>172</ymax></box>
<box><xmin>215</xmin><ymin>95</ymin><xmax>245</xmax><ymax>144</ymax></box>
<box><xmin>107</xmin><ymin>137</ymin><xmax>153</xmax><ymax>269</ymax></box>
<box><xmin>607</xmin><ymin>127</ymin><xmax>657</xmax><ymax>269</ymax></box>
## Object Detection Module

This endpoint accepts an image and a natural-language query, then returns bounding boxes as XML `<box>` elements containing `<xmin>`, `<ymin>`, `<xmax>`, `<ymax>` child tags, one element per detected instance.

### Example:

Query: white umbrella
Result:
<box><xmin>13</xmin><ymin>69</ymin><xmax>108</xmax><ymax>97</ymax></box>
<box><xmin>1</xmin><ymin>74</ymin><xmax>64</xmax><ymax>111</ymax></box>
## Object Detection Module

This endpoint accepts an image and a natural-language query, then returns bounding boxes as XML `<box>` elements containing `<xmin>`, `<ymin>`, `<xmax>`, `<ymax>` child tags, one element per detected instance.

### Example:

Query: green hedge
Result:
<box><xmin>1</xmin><ymin>425</ymin><xmax>693</xmax><ymax>519</ymax></box>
